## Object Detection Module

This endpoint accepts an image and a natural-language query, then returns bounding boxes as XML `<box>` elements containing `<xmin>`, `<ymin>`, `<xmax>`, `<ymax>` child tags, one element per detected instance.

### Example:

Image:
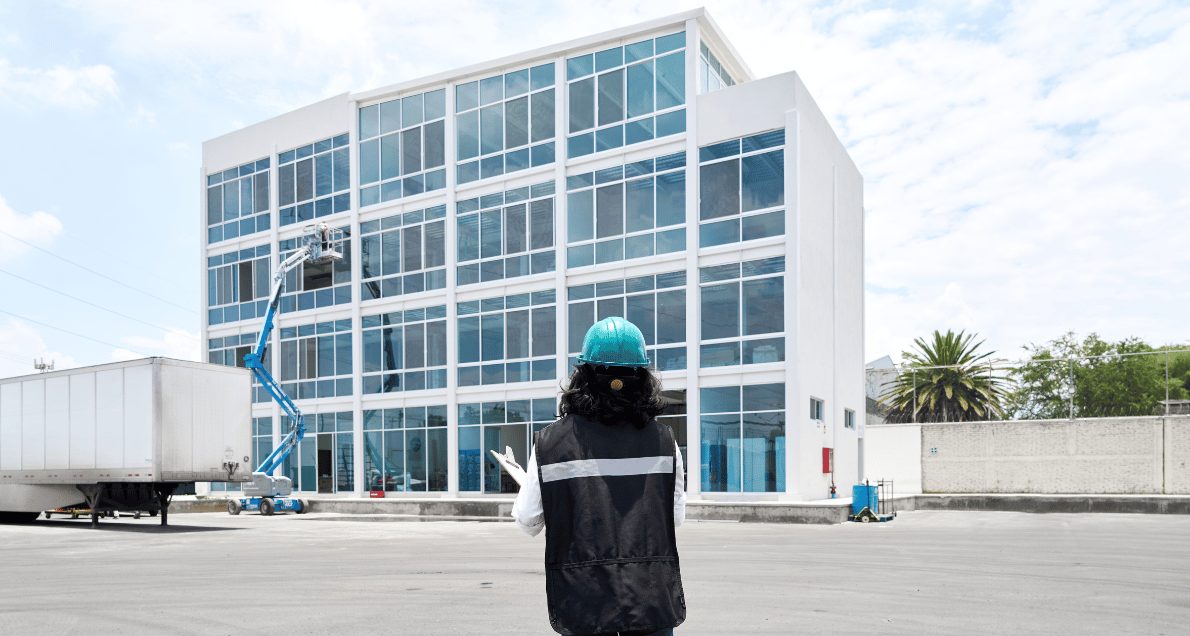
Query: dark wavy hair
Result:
<box><xmin>560</xmin><ymin>363</ymin><xmax>665</xmax><ymax>428</ymax></box>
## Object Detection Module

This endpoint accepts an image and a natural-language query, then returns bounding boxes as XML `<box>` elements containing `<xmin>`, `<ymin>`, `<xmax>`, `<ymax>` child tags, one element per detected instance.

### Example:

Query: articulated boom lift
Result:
<box><xmin>227</xmin><ymin>223</ymin><xmax>343</xmax><ymax>516</ymax></box>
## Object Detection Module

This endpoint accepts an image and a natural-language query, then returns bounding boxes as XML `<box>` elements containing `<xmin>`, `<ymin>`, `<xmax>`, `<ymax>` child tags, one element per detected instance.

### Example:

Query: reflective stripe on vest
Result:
<box><xmin>539</xmin><ymin>455</ymin><xmax>673</xmax><ymax>483</ymax></box>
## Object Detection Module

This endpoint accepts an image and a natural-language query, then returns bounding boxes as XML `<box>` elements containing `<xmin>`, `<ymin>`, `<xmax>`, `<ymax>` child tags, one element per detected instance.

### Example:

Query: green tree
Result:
<box><xmin>880</xmin><ymin>330</ymin><xmax>1009</xmax><ymax>423</ymax></box>
<box><xmin>1006</xmin><ymin>333</ymin><xmax>1190</xmax><ymax>419</ymax></box>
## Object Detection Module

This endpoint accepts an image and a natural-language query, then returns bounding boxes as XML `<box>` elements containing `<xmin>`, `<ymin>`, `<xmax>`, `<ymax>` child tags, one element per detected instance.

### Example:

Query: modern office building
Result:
<box><xmin>199</xmin><ymin>8</ymin><xmax>864</xmax><ymax>502</ymax></box>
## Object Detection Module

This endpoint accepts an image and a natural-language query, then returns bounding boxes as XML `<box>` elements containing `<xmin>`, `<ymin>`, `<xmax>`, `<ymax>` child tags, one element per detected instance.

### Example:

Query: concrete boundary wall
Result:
<box><xmin>867</xmin><ymin>416</ymin><xmax>1190</xmax><ymax>495</ymax></box>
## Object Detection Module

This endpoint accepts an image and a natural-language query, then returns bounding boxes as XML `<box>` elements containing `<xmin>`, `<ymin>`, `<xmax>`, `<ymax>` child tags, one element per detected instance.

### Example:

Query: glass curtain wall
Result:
<box><xmin>361</xmin><ymin>305</ymin><xmax>449</xmax><ymax>393</ymax></box>
<box><xmin>566</xmin><ymin>151</ymin><xmax>686</xmax><ymax>268</ymax></box>
<box><xmin>360</xmin><ymin>203</ymin><xmax>447</xmax><ymax>300</ymax></box>
<box><xmin>278</xmin><ymin>226</ymin><xmax>352</xmax><ymax>312</ymax></box>
<box><xmin>455</xmin><ymin>63</ymin><xmax>556</xmax><ymax>184</ymax></box>
<box><xmin>362</xmin><ymin>406</ymin><xmax>449</xmax><ymax>492</ymax></box>
<box><xmin>206</xmin><ymin>157</ymin><xmax>269</xmax><ymax>244</ymax></box>
<box><xmin>700</xmin><ymin>383</ymin><xmax>786</xmax><ymax>492</ymax></box>
<box><xmin>458</xmin><ymin>398</ymin><xmax>557</xmax><ymax>493</ymax></box>
<box><xmin>207</xmin><ymin>244</ymin><xmax>271</xmax><ymax>326</ymax></box>
<box><xmin>278</xmin><ymin>319</ymin><xmax>353</xmax><ymax>400</ymax></box>
<box><xmin>456</xmin><ymin>181</ymin><xmax>556</xmax><ymax>285</ymax></box>
<box><xmin>278</xmin><ymin>134</ymin><xmax>351</xmax><ymax>226</ymax></box>
<box><xmin>566</xmin><ymin>31</ymin><xmax>687</xmax><ymax>157</ymax></box>
<box><xmin>457</xmin><ymin>290</ymin><xmax>556</xmax><ymax>386</ymax></box>
<box><xmin>567</xmin><ymin>269</ymin><xmax>687</xmax><ymax>371</ymax></box>
<box><xmin>698</xmin><ymin>130</ymin><xmax>785</xmax><ymax>248</ymax></box>
<box><xmin>359</xmin><ymin>88</ymin><xmax>448</xmax><ymax>206</ymax></box>
<box><xmin>699</xmin><ymin>256</ymin><xmax>785</xmax><ymax>368</ymax></box>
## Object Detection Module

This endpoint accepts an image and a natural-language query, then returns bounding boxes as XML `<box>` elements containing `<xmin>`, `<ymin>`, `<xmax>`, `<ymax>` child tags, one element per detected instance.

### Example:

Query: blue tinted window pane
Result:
<box><xmin>655</xmin><ymin>31</ymin><xmax>685</xmax><ymax>54</ymax></box>
<box><xmin>625</xmin><ymin>39</ymin><xmax>653</xmax><ymax>63</ymax></box>
<box><xmin>481</xmin><ymin>314</ymin><xmax>504</xmax><ymax>361</ymax></box>
<box><xmin>747</xmin><ymin>383</ymin><xmax>785</xmax><ymax>414</ymax></box>
<box><xmin>742</xmin><ymin>411</ymin><xmax>784</xmax><ymax>492</ymax></box>
<box><xmin>457</xmin><ymin>111</ymin><xmax>479</xmax><ymax>160</ymax></box>
<box><xmin>569</xmin><ymin>77</ymin><xmax>594</xmax><ymax>133</ymax></box>
<box><xmin>701</xmin><ymin>386</ymin><xmax>740</xmax><ymax>413</ymax></box>
<box><xmin>360</xmin><ymin>139</ymin><xmax>380</xmax><ymax>185</ymax></box>
<box><xmin>700</xmin><ymin>218</ymin><xmax>739</xmax><ymax>247</ymax></box>
<box><xmin>379</xmin><ymin>100</ymin><xmax>401</xmax><ymax>135</ymax></box>
<box><xmin>701</xmin><ymin>342</ymin><xmax>741</xmax><ymax>367</ymax></box>
<box><xmin>567</xmin><ymin>190</ymin><xmax>594</xmax><ymax>242</ymax></box>
<box><xmin>505</xmin><ymin>68</ymin><xmax>529</xmax><ymax>97</ymax></box>
<box><xmin>655</xmin><ymin>171</ymin><xmax>685</xmax><ymax>227</ymax></box>
<box><xmin>458</xmin><ymin>160</ymin><xmax>480</xmax><ymax>184</ymax></box>
<box><xmin>701</xmin><ymin>413</ymin><xmax>739</xmax><ymax>492</ymax></box>
<box><xmin>595</xmin><ymin>124</ymin><xmax>623</xmax><ymax>152</ymax></box>
<box><xmin>655</xmin><ymin>227</ymin><xmax>685</xmax><ymax>254</ymax></box>
<box><xmin>594</xmin><ymin>47</ymin><xmax>623</xmax><ymax>72</ymax></box>
<box><xmin>626</xmin><ymin>61</ymin><xmax>654</xmax><ymax>119</ymax></box>
<box><xmin>402</xmin><ymin>94</ymin><xmax>423</xmax><ymax>126</ymax></box>
<box><xmin>595</xmin><ymin>183</ymin><xmax>623</xmax><ymax>238</ymax></box>
<box><xmin>741</xmin><ymin>151</ymin><xmax>785</xmax><ymax>212</ymax></box>
<box><xmin>743</xmin><ymin>129</ymin><xmax>784</xmax><ymax>152</ymax></box>
<box><xmin>699</xmin><ymin>159</ymin><xmax>739</xmax><ymax>220</ymax></box>
<box><xmin>458</xmin><ymin>317</ymin><xmax>479</xmax><ymax>363</ymax></box>
<box><xmin>625</xmin><ymin>116</ymin><xmax>653</xmax><ymax>145</ymax></box>
<box><xmin>701</xmin><ymin>282</ymin><xmax>739</xmax><ymax>339</ymax></box>
<box><xmin>458</xmin><ymin>426</ymin><xmax>481</xmax><ymax>490</ymax></box>
<box><xmin>655</xmin><ymin>109</ymin><xmax>685</xmax><ymax>137</ymax></box>
<box><xmin>743</xmin><ymin>277</ymin><xmax>784</xmax><ymax>335</ymax></box>
<box><xmin>567</xmin><ymin>244</ymin><xmax>594</xmax><ymax>268</ymax></box>
<box><xmin>625</xmin><ymin>234</ymin><xmax>653</xmax><ymax>259</ymax></box>
<box><xmin>625</xmin><ymin>177</ymin><xmax>654</xmax><ymax>233</ymax></box>
<box><xmin>530</xmin><ymin>90</ymin><xmax>555</xmax><ymax>143</ymax></box>
<box><xmin>743</xmin><ymin>337</ymin><xmax>785</xmax><ymax>364</ymax></box>
<box><xmin>656</xmin><ymin>290</ymin><xmax>684</xmax><ymax>345</ymax></box>
<box><xmin>742</xmin><ymin>210</ymin><xmax>784</xmax><ymax>241</ymax></box>
<box><xmin>594</xmin><ymin>238</ymin><xmax>623</xmax><ymax>264</ymax></box>
<box><xmin>424</xmin><ymin>89</ymin><xmax>445</xmax><ymax>120</ymax></box>
<box><xmin>456</xmin><ymin>81</ymin><xmax>478</xmax><ymax>113</ymax></box>
<box><xmin>568</xmin><ymin>133</ymin><xmax>594</xmax><ymax>158</ymax></box>
<box><xmin>480</xmin><ymin>104</ymin><xmax>502</xmax><ymax>155</ymax></box>
<box><xmin>380</xmin><ymin>134</ymin><xmax>400</xmax><ymax>181</ymax></box>
<box><xmin>700</xmin><ymin>139</ymin><xmax>741</xmax><ymax>162</ymax></box>
<box><xmin>530</xmin><ymin>63</ymin><xmax>555</xmax><ymax>91</ymax></box>
<box><xmin>655</xmin><ymin>52</ymin><xmax>685</xmax><ymax>109</ymax></box>
<box><xmin>360</xmin><ymin>104</ymin><xmax>379</xmax><ymax>139</ymax></box>
<box><xmin>567</xmin><ymin>54</ymin><xmax>593</xmax><ymax>80</ymax></box>
<box><xmin>597</xmin><ymin>69</ymin><xmax>624</xmax><ymax>126</ymax></box>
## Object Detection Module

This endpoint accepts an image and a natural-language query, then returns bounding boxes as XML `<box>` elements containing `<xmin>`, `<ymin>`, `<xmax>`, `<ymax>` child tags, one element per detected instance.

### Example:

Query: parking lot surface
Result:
<box><xmin>1</xmin><ymin>510</ymin><xmax>1188</xmax><ymax>634</ymax></box>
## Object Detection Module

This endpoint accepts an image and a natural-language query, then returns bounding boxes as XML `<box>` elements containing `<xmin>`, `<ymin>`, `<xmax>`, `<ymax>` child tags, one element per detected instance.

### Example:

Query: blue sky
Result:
<box><xmin>1</xmin><ymin>0</ymin><xmax>1187</xmax><ymax>377</ymax></box>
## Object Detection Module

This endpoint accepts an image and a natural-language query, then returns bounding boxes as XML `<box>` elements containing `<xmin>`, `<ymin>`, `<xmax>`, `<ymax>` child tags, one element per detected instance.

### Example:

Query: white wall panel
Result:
<box><xmin>44</xmin><ymin>376</ymin><xmax>70</xmax><ymax>469</ymax></box>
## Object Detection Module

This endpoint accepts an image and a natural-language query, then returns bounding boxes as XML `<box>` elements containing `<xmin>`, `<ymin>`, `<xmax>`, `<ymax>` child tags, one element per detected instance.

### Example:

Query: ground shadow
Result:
<box><xmin>14</xmin><ymin>519</ymin><xmax>241</xmax><ymax>534</ymax></box>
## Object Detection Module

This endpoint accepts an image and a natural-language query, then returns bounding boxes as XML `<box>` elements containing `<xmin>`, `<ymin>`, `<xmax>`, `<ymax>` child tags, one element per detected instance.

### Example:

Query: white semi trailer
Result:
<box><xmin>0</xmin><ymin>357</ymin><xmax>251</xmax><ymax>526</ymax></box>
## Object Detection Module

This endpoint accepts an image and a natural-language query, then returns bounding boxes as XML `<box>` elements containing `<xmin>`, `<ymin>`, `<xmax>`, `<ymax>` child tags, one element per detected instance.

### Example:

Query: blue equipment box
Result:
<box><xmin>851</xmin><ymin>484</ymin><xmax>879</xmax><ymax>515</ymax></box>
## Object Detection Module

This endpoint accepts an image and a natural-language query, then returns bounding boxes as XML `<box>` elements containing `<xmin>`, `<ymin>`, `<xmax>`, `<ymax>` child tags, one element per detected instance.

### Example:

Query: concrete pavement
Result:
<box><xmin>1</xmin><ymin>511</ymin><xmax>1188</xmax><ymax>634</ymax></box>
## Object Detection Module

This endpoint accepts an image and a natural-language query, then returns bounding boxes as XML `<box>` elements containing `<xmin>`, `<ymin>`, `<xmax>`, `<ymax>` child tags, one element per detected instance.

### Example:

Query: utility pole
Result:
<box><xmin>33</xmin><ymin>358</ymin><xmax>54</xmax><ymax>373</ymax></box>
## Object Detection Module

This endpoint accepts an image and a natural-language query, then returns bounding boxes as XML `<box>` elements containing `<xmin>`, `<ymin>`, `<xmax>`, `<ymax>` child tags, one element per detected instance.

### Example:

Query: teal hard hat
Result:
<box><xmin>577</xmin><ymin>317</ymin><xmax>650</xmax><ymax>368</ymax></box>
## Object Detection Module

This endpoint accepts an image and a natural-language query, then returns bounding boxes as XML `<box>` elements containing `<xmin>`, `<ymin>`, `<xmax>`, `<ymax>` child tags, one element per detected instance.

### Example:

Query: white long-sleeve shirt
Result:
<box><xmin>511</xmin><ymin>441</ymin><xmax>687</xmax><ymax>536</ymax></box>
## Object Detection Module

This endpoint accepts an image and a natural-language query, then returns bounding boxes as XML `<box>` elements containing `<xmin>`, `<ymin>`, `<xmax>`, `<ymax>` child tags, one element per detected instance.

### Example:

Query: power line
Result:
<box><xmin>0</xmin><ymin>309</ymin><xmax>149</xmax><ymax>357</ymax></box>
<box><xmin>0</xmin><ymin>268</ymin><xmax>193</xmax><ymax>337</ymax></box>
<box><xmin>0</xmin><ymin>228</ymin><xmax>197</xmax><ymax>314</ymax></box>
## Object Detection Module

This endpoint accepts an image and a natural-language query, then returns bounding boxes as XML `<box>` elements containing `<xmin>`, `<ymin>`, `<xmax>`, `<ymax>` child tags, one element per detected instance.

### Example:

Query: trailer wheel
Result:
<box><xmin>260</xmin><ymin>498</ymin><xmax>275</xmax><ymax>516</ymax></box>
<box><xmin>149</xmin><ymin>510</ymin><xmax>158</xmax><ymax>517</ymax></box>
<box><xmin>227</xmin><ymin>499</ymin><xmax>242</xmax><ymax>516</ymax></box>
<box><xmin>133</xmin><ymin>511</ymin><xmax>142</xmax><ymax>520</ymax></box>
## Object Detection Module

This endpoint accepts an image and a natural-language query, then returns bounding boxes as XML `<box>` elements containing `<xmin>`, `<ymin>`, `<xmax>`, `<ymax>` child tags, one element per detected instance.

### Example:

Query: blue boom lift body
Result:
<box><xmin>226</xmin><ymin>224</ymin><xmax>343</xmax><ymax>516</ymax></box>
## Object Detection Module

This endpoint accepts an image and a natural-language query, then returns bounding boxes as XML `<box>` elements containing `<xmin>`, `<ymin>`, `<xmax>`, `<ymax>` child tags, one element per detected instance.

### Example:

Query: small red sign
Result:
<box><xmin>368</xmin><ymin>490</ymin><xmax>385</xmax><ymax>498</ymax></box>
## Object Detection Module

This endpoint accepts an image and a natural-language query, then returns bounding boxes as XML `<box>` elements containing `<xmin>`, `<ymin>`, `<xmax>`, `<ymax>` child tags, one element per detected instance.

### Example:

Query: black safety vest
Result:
<box><xmin>534</xmin><ymin>413</ymin><xmax>686</xmax><ymax>635</ymax></box>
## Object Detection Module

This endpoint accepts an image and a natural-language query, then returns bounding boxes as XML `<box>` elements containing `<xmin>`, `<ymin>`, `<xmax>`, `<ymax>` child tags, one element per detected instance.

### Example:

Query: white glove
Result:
<box><xmin>489</xmin><ymin>446</ymin><xmax>526</xmax><ymax>487</ymax></box>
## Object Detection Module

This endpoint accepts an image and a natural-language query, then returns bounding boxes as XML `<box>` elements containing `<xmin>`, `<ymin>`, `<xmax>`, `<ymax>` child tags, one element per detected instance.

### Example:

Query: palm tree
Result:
<box><xmin>880</xmin><ymin>330</ymin><xmax>1009</xmax><ymax>423</ymax></box>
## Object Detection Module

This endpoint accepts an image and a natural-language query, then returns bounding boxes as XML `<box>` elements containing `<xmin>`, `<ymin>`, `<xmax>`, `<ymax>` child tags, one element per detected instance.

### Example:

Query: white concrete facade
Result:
<box><xmin>199</xmin><ymin>8</ymin><xmax>864</xmax><ymax>502</ymax></box>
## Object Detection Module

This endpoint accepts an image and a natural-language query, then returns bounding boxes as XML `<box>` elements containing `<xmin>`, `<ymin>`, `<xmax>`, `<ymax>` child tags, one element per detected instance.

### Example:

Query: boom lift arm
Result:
<box><xmin>227</xmin><ymin>223</ymin><xmax>342</xmax><ymax>516</ymax></box>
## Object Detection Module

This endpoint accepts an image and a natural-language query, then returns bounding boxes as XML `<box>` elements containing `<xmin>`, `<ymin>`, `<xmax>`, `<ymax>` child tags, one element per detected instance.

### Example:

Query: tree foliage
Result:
<box><xmin>1006</xmin><ymin>333</ymin><xmax>1190</xmax><ymax>419</ymax></box>
<box><xmin>880</xmin><ymin>330</ymin><xmax>1009</xmax><ymax>423</ymax></box>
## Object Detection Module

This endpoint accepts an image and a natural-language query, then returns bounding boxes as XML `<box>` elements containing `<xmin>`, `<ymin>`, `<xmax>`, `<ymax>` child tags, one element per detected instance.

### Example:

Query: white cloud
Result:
<box><xmin>0</xmin><ymin>194</ymin><xmax>62</xmax><ymax>263</ymax></box>
<box><xmin>38</xmin><ymin>0</ymin><xmax>1189</xmax><ymax>360</ymax></box>
<box><xmin>0</xmin><ymin>57</ymin><xmax>118</xmax><ymax>109</ymax></box>
<box><xmin>111</xmin><ymin>329</ymin><xmax>200</xmax><ymax>363</ymax></box>
<box><xmin>0</xmin><ymin>319</ymin><xmax>81</xmax><ymax>379</ymax></box>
